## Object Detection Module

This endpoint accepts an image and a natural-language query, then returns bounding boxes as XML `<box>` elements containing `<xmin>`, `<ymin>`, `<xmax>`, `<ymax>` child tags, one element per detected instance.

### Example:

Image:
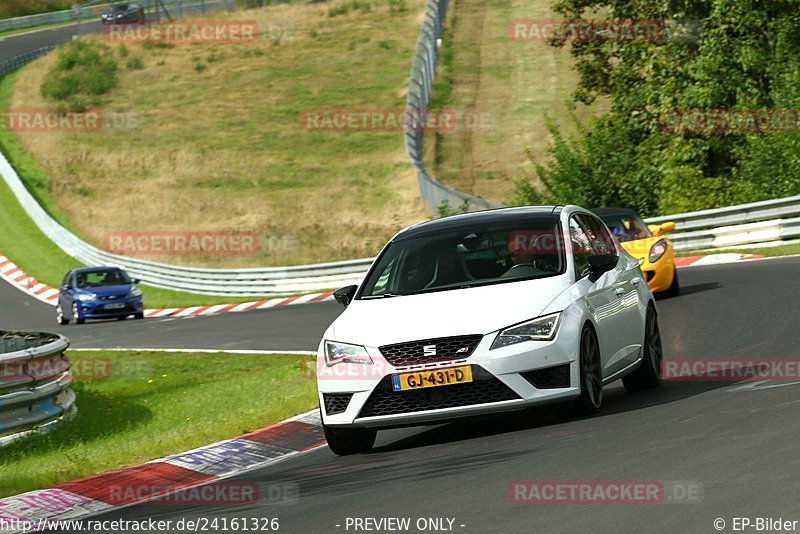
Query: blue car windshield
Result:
<box><xmin>76</xmin><ymin>269</ymin><xmax>131</xmax><ymax>288</ymax></box>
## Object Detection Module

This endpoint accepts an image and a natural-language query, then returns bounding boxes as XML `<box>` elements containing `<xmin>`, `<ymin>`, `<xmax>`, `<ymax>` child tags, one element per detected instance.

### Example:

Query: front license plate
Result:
<box><xmin>105</xmin><ymin>303</ymin><xmax>125</xmax><ymax>309</ymax></box>
<box><xmin>391</xmin><ymin>366</ymin><xmax>473</xmax><ymax>392</ymax></box>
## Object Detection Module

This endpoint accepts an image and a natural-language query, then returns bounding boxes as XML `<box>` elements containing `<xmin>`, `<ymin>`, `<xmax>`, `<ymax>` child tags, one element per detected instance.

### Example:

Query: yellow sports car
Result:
<box><xmin>592</xmin><ymin>208</ymin><xmax>679</xmax><ymax>297</ymax></box>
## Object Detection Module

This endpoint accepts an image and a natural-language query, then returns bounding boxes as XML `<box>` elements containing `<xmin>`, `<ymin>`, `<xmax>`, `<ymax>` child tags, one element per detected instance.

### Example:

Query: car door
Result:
<box><xmin>568</xmin><ymin>215</ymin><xmax>621</xmax><ymax>377</ymax></box>
<box><xmin>580</xmin><ymin>213</ymin><xmax>644</xmax><ymax>371</ymax></box>
<box><xmin>59</xmin><ymin>271</ymin><xmax>75</xmax><ymax>317</ymax></box>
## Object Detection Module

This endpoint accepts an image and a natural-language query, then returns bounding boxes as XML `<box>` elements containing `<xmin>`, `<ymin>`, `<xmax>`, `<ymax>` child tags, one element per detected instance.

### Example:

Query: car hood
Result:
<box><xmin>83</xmin><ymin>284</ymin><xmax>133</xmax><ymax>297</ymax></box>
<box><xmin>328</xmin><ymin>276</ymin><xmax>570</xmax><ymax>347</ymax></box>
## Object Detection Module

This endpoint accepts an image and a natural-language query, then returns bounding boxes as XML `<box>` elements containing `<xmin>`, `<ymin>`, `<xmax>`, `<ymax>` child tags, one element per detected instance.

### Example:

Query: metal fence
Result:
<box><xmin>0</xmin><ymin>0</ymin><xmax>234</xmax><ymax>34</ymax></box>
<box><xmin>0</xmin><ymin>331</ymin><xmax>75</xmax><ymax>445</ymax></box>
<box><xmin>403</xmin><ymin>0</ymin><xmax>499</xmax><ymax>214</ymax></box>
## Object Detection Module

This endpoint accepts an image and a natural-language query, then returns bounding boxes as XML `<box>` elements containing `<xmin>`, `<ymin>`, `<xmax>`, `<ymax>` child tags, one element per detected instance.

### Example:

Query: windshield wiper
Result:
<box><xmin>362</xmin><ymin>293</ymin><xmax>403</xmax><ymax>299</ymax></box>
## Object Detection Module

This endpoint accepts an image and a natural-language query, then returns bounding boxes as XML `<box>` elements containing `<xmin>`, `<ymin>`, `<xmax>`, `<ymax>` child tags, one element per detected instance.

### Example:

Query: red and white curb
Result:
<box><xmin>0</xmin><ymin>410</ymin><xmax>324</xmax><ymax>532</ymax></box>
<box><xmin>0</xmin><ymin>256</ymin><xmax>60</xmax><ymax>306</ymax></box>
<box><xmin>0</xmin><ymin>254</ymin><xmax>334</xmax><ymax>318</ymax></box>
<box><xmin>674</xmin><ymin>253</ymin><xmax>765</xmax><ymax>268</ymax></box>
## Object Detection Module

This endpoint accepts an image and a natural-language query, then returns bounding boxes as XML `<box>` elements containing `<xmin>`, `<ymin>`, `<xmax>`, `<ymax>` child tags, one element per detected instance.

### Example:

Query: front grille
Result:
<box><xmin>379</xmin><ymin>335</ymin><xmax>483</xmax><ymax>367</ymax></box>
<box><xmin>98</xmin><ymin>295</ymin><xmax>126</xmax><ymax>301</ymax></box>
<box><xmin>323</xmin><ymin>393</ymin><xmax>353</xmax><ymax>415</ymax></box>
<box><xmin>358</xmin><ymin>366</ymin><xmax>520</xmax><ymax>418</ymax></box>
<box><xmin>521</xmin><ymin>364</ymin><xmax>571</xmax><ymax>389</ymax></box>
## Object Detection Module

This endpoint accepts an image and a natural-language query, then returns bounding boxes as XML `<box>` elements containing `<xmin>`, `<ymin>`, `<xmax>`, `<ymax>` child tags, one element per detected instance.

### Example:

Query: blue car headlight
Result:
<box><xmin>76</xmin><ymin>293</ymin><xmax>96</xmax><ymax>302</ymax></box>
<box><xmin>129</xmin><ymin>286</ymin><xmax>142</xmax><ymax>298</ymax></box>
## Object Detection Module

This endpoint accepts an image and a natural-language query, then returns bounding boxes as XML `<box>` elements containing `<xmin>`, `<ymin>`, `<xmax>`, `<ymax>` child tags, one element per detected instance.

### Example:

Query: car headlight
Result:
<box><xmin>649</xmin><ymin>239</ymin><xmax>668</xmax><ymax>263</ymax></box>
<box><xmin>324</xmin><ymin>341</ymin><xmax>373</xmax><ymax>366</ymax></box>
<box><xmin>491</xmin><ymin>312</ymin><xmax>562</xmax><ymax>350</ymax></box>
<box><xmin>129</xmin><ymin>287</ymin><xmax>142</xmax><ymax>297</ymax></box>
<box><xmin>76</xmin><ymin>293</ymin><xmax>96</xmax><ymax>302</ymax></box>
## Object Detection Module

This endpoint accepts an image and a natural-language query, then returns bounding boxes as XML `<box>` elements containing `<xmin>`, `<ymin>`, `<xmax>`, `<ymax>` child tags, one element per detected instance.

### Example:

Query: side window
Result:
<box><xmin>569</xmin><ymin>216</ymin><xmax>593</xmax><ymax>279</ymax></box>
<box><xmin>579</xmin><ymin>214</ymin><xmax>618</xmax><ymax>256</ymax></box>
<box><xmin>369</xmin><ymin>257</ymin><xmax>396</xmax><ymax>295</ymax></box>
<box><xmin>62</xmin><ymin>272</ymin><xmax>72</xmax><ymax>288</ymax></box>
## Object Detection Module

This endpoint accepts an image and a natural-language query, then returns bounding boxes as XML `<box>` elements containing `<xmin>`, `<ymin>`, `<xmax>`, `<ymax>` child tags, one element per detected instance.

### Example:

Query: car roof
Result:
<box><xmin>396</xmin><ymin>206</ymin><xmax>562</xmax><ymax>240</ymax></box>
<box><xmin>590</xmin><ymin>207</ymin><xmax>641</xmax><ymax>218</ymax></box>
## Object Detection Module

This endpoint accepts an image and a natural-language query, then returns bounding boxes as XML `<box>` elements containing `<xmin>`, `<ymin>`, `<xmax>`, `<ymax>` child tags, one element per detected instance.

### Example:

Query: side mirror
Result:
<box><xmin>587</xmin><ymin>254</ymin><xmax>619</xmax><ymax>283</ymax></box>
<box><xmin>659</xmin><ymin>221</ymin><xmax>676</xmax><ymax>233</ymax></box>
<box><xmin>64</xmin><ymin>284</ymin><xmax>73</xmax><ymax>291</ymax></box>
<box><xmin>133</xmin><ymin>278</ymin><xmax>140</xmax><ymax>284</ymax></box>
<box><xmin>648</xmin><ymin>224</ymin><xmax>662</xmax><ymax>236</ymax></box>
<box><xmin>333</xmin><ymin>285</ymin><xmax>358</xmax><ymax>307</ymax></box>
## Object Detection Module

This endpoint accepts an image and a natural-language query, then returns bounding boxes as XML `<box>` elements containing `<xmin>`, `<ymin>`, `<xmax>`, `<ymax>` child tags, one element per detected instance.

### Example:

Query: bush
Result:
<box><xmin>41</xmin><ymin>40</ymin><xmax>118</xmax><ymax>111</ymax></box>
<box><xmin>126</xmin><ymin>56</ymin><xmax>144</xmax><ymax>70</ymax></box>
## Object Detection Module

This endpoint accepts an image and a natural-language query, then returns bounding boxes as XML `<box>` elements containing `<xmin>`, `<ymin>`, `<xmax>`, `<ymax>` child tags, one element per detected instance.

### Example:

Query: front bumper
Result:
<box><xmin>318</xmin><ymin>321</ymin><xmax>583</xmax><ymax>429</ymax></box>
<box><xmin>77</xmin><ymin>297</ymin><xmax>143</xmax><ymax>319</ymax></box>
<box><xmin>639</xmin><ymin>253</ymin><xmax>676</xmax><ymax>293</ymax></box>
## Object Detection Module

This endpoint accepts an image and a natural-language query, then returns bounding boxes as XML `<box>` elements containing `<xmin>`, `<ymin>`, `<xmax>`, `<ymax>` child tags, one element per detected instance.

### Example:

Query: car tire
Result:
<box><xmin>322</xmin><ymin>417</ymin><xmax>376</xmax><ymax>455</ymax></box>
<box><xmin>622</xmin><ymin>305</ymin><xmax>663</xmax><ymax>391</ymax></box>
<box><xmin>558</xmin><ymin>325</ymin><xmax>603</xmax><ymax>418</ymax></box>
<box><xmin>72</xmin><ymin>303</ymin><xmax>85</xmax><ymax>325</ymax></box>
<box><xmin>658</xmin><ymin>268</ymin><xmax>680</xmax><ymax>298</ymax></box>
<box><xmin>134</xmin><ymin>312</ymin><xmax>145</xmax><ymax>320</ymax></box>
<box><xmin>117</xmin><ymin>316</ymin><xmax>128</xmax><ymax>321</ymax></box>
<box><xmin>56</xmin><ymin>305</ymin><xmax>69</xmax><ymax>325</ymax></box>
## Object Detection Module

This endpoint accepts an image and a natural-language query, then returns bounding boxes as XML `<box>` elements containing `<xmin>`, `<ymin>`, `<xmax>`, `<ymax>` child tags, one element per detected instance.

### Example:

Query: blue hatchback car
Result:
<box><xmin>57</xmin><ymin>267</ymin><xmax>144</xmax><ymax>325</ymax></box>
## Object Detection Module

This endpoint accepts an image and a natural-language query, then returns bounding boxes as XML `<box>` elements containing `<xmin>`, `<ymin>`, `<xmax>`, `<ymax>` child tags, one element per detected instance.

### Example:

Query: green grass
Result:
<box><xmin>0</xmin><ymin>71</ymin><xmax>325</xmax><ymax>308</ymax></box>
<box><xmin>7</xmin><ymin>0</ymin><xmax>428</xmax><ymax>271</ymax></box>
<box><xmin>0</xmin><ymin>350</ymin><xmax>318</xmax><ymax>498</ymax></box>
<box><xmin>0</xmin><ymin>1</ymin><xmax>74</xmax><ymax>20</ymax></box>
<box><xmin>677</xmin><ymin>243</ymin><xmax>800</xmax><ymax>258</ymax></box>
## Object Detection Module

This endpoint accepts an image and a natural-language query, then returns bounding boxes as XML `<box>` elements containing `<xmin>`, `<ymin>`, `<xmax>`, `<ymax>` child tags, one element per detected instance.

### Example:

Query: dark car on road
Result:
<box><xmin>101</xmin><ymin>3</ymin><xmax>146</xmax><ymax>24</ymax></box>
<box><xmin>57</xmin><ymin>267</ymin><xmax>144</xmax><ymax>325</ymax></box>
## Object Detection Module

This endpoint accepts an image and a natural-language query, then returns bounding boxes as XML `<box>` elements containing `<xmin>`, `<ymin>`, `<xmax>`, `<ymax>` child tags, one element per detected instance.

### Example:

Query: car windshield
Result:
<box><xmin>599</xmin><ymin>214</ymin><xmax>652</xmax><ymax>243</ymax></box>
<box><xmin>76</xmin><ymin>269</ymin><xmax>131</xmax><ymax>288</ymax></box>
<box><xmin>359</xmin><ymin>215</ymin><xmax>565</xmax><ymax>298</ymax></box>
<box><xmin>111</xmin><ymin>5</ymin><xmax>129</xmax><ymax>12</ymax></box>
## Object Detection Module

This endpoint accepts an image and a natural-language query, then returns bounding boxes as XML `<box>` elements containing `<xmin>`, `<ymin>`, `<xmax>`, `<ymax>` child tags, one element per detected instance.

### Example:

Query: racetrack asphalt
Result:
<box><xmin>30</xmin><ymin>256</ymin><xmax>800</xmax><ymax>533</ymax></box>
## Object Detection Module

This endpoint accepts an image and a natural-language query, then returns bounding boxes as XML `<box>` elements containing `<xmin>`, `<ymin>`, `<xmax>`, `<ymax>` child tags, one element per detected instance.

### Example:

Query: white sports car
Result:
<box><xmin>317</xmin><ymin>205</ymin><xmax>663</xmax><ymax>455</ymax></box>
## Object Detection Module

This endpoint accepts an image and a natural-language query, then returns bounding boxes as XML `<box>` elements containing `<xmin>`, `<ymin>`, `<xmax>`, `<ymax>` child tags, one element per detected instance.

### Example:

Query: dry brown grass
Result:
<box><xmin>428</xmin><ymin>0</ymin><xmax>605</xmax><ymax>203</ymax></box>
<box><xmin>11</xmin><ymin>0</ymin><xmax>428</xmax><ymax>268</ymax></box>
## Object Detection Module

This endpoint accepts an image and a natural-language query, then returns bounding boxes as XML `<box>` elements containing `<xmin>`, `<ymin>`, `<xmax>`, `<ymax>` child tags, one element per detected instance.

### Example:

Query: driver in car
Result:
<box><xmin>503</xmin><ymin>229</ymin><xmax>558</xmax><ymax>277</ymax></box>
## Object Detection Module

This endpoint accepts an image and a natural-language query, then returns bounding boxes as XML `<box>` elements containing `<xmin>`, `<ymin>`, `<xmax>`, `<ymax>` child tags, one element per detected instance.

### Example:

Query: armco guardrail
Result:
<box><xmin>0</xmin><ymin>331</ymin><xmax>75</xmax><ymax>445</ymax></box>
<box><xmin>0</xmin><ymin>46</ymin><xmax>56</xmax><ymax>76</ymax></box>
<box><xmin>643</xmin><ymin>195</ymin><xmax>800</xmax><ymax>252</ymax></box>
<box><xmin>403</xmin><ymin>0</ymin><xmax>499</xmax><ymax>214</ymax></box>
<box><xmin>0</xmin><ymin>0</ymin><xmax>232</xmax><ymax>34</ymax></box>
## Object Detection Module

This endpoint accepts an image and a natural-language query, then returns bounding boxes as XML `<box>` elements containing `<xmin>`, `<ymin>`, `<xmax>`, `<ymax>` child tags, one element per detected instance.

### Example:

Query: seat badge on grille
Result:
<box><xmin>456</xmin><ymin>347</ymin><xmax>469</xmax><ymax>354</ymax></box>
<box><xmin>423</xmin><ymin>345</ymin><xmax>437</xmax><ymax>356</ymax></box>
